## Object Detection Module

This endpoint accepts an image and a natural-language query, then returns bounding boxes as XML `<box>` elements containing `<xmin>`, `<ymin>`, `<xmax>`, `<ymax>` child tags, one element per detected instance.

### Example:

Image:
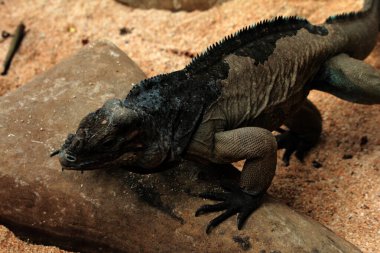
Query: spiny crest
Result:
<box><xmin>326</xmin><ymin>11</ymin><xmax>367</xmax><ymax>24</ymax></box>
<box><xmin>185</xmin><ymin>16</ymin><xmax>311</xmax><ymax>73</ymax></box>
<box><xmin>128</xmin><ymin>73</ymin><xmax>169</xmax><ymax>97</ymax></box>
<box><xmin>325</xmin><ymin>0</ymin><xmax>374</xmax><ymax>23</ymax></box>
<box><xmin>127</xmin><ymin>70</ymin><xmax>188</xmax><ymax>99</ymax></box>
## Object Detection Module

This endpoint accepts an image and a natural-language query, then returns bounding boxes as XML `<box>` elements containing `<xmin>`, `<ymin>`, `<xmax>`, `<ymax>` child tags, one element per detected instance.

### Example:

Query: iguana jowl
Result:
<box><xmin>52</xmin><ymin>0</ymin><xmax>380</xmax><ymax>233</ymax></box>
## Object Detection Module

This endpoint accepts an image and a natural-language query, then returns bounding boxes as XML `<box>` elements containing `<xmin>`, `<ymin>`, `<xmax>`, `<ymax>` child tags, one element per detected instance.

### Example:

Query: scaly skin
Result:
<box><xmin>52</xmin><ymin>0</ymin><xmax>380</xmax><ymax>233</ymax></box>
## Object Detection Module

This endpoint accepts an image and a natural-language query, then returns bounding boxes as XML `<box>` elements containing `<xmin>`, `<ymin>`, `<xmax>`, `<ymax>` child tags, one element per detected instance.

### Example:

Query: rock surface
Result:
<box><xmin>115</xmin><ymin>0</ymin><xmax>229</xmax><ymax>11</ymax></box>
<box><xmin>0</xmin><ymin>40</ymin><xmax>362</xmax><ymax>253</ymax></box>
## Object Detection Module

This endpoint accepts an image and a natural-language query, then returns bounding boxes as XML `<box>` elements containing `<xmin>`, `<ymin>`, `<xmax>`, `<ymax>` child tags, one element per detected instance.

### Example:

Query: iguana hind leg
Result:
<box><xmin>196</xmin><ymin>127</ymin><xmax>277</xmax><ymax>233</ymax></box>
<box><xmin>276</xmin><ymin>99</ymin><xmax>322</xmax><ymax>165</ymax></box>
<box><xmin>314</xmin><ymin>53</ymin><xmax>380</xmax><ymax>104</ymax></box>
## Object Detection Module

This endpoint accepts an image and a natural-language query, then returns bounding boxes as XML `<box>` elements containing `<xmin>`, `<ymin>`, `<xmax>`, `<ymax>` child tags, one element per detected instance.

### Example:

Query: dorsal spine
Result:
<box><xmin>325</xmin><ymin>0</ymin><xmax>376</xmax><ymax>24</ymax></box>
<box><xmin>185</xmin><ymin>16</ymin><xmax>324</xmax><ymax>74</ymax></box>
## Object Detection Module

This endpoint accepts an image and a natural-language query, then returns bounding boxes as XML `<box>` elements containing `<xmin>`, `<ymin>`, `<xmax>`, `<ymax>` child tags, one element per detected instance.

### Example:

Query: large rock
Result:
<box><xmin>115</xmin><ymin>0</ymin><xmax>230</xmax><ymax>11</ymax></box>
<box><xmin>0</xmin><ymin>40</ymin><xmax>362</xmax><ymax>253</ymax></box>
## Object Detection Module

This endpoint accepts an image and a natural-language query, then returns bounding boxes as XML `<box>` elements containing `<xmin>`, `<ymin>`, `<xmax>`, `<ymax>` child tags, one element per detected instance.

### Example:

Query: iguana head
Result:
<box><xmin>52</xmin><ymin>98</ymin><xmax>167</xmax><ymax>172</ymax></box>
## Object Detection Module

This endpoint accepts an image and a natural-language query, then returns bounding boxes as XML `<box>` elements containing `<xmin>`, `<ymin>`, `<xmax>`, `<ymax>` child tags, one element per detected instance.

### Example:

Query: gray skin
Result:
<box><xmin>53</xmin><ymin>0</ymin><xmax>380</xmax><ymax>234</ymax></box>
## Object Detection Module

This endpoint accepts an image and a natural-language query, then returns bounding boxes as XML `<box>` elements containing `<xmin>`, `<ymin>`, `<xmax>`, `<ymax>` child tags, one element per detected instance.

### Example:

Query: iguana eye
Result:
<box><xmin>102</xmin><ymin>139</ymin><xmax>117</xmax><ymax>148</ymax></box>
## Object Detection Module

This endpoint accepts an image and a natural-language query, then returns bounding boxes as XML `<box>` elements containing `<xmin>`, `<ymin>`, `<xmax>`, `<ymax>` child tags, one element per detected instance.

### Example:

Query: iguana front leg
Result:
<box><xmin>195</xmin><ymin>127</ymin><xmax>277</xmax><ymax>233</ymax></box>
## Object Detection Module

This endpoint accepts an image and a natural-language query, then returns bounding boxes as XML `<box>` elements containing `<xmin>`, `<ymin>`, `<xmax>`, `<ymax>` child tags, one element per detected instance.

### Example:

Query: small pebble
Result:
<box><xmin>312</xmin><ymin>160</ymin><xmax>322</xmax><ymax>169</ymax></box>
<box><xmin>67</xmin><ymin>25</ymin><xmax>76</xmax><ymax>33</ymax></box>
<box><xmin>361</xmin><ymin>204</ymin><xmax>370</xmax><ymax>209</ymax></box>
<box><xmin>232</xmin><ymin>236</ymin><xmax>251</xmax><ymax>251</ymax></box>
<box><xmin>81</xmin><ymin>38</ymin><xmax>89</xmax><ymax>45</ymax></box>
<box><xmin>343</xmin><ymin>154</ymin><xmax>353</xmax><ymax>160</ymax></box>
<box><xmin>1</xmin><ymin>30</ymin><xmax>11</xmax><ymax>39</ymax></box>
<box><xmin>360</xmin><ymin>136</ymin><xmax>368</xmax><ymax>146</ymax></box>
<box><xmin>119</xmin><ymin>27</ymin><xmax>133</xmax><ymax>35</ymax></box>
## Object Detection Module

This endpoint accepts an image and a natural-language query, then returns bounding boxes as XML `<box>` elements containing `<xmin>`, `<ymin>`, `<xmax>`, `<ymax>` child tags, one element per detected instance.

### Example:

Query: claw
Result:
<box><xmin>295</xmin><ymin>150</ymin><xmax>306</xmax><ymax>162</ymax></box>
<box><xmin>237</xmin><ymin>209</ymin><xmax>251</xmax><ymax>230</ymax></box>
<box><xmin>195</xmin><ymin>202</ymin><xmax>228</xmax><ymax>216</ymax></box>
<box><xmin>199</xmin><ymin>192</ymin><xmax>228</xmax><ymax>201</ymax></box>
<box><xmin>206</xmin><ymin>208</ymin><xmax>237</xmax><ymax>234</ymax></box>
<box><xmin>196</xmin><ymin>185</ymin><xmax>264</xmax><ymax>234</ymax></box>
<box><xmin>275</xmin><ymin>127</ymin><xmax>287</xmax><ymax>134</ymax></box>
<box><xmin>276</xmin><ymin>130</ymin><xmax>308</xmax><ymax>165</ymax></box>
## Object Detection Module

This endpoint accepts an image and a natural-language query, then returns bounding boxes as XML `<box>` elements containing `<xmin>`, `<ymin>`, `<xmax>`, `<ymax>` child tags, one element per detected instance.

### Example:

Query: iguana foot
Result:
<box><xmin>275</xmin><ymin>128</ymin><xmax>310</xmax><ymax>166</ymax></box>
<box><xmin>195</xmin><ymin>184</ymin><xmax>264</xmax><ymax>234</ymax></box>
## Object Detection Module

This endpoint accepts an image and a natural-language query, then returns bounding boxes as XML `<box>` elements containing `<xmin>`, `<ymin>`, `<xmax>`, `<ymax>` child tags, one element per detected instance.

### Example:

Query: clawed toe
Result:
<box><xmin>206</xmin><ymin>208</ymin><xmax>237</xmax><ymax>234</ymax></box>
<box><xmin>196</xmin><ymin>186</ymin><xmax>264</xmax><ymax>234</ymax></box>
<box><xmin>276</xmin><ymin>129</ymin><xmax>312</xmax><ymax>166</ymax></box>
<box><xmin>195</xmin><ymin>202</ymin><xmax>228</xmax><ymax>216</ymax></box>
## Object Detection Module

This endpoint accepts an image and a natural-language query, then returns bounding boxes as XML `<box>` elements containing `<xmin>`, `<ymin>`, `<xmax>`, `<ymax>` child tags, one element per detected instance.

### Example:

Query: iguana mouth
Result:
<box><xmin>60</xmin><ymin>159</ymin><xmax>103</xmax><ymax>170</ymax></box>
<box><xmin>57</xmin><ymin>150</ymin><xmax>104</xmax><ymax>170</ymax></box>
<box><xmin>55</xmin><ymin>149</ymin><xmax>139</xmax><ymax>171</ymax></box>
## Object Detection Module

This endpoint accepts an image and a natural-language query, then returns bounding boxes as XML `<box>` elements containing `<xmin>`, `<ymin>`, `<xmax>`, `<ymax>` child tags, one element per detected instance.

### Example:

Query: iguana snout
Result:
<box><xmin>52</xmin><ymin>98</ymin><xmax>146</xmax><ymax>170</ymax></box>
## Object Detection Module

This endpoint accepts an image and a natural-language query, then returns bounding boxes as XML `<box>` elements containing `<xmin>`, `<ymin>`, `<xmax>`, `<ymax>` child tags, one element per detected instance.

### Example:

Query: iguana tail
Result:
<box><xmin>372</xmin><ymin>0</ymin><xmax>380</xmax><ymax>31</ymax></box>
<box><xmin>314</xmin><ymin>0</ymin><xmax>380</xmax><ymax>105</ymax></box>
<box><xmin>323</xmin><ymin>0</ymin><xmax>380</xmax><ymax>59</ymax></box>
<box><xmin>361</xmin><ymin>0</ymin><xmax>380</xmax><ymax>30</ymax></box>
<box><xmin>325</xmin><ymin>0</ymin><xmax>380</xmax><ymax>25</ymax></box>
<box><xmin>377</xmin><ymin>0</ymin><xmax>380</xmax><ymax>30</ymax></box>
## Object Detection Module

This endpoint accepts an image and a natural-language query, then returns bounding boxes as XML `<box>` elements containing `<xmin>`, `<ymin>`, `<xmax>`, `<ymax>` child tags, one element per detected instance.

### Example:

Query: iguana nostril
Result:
<box><xmin>65</xmin><ymin>154</ymin><xmax>77</xmax><ymax>162</ymax></box>
<box><xmin>65</xmin><ymin>133</ymin><xmax>75</xmax><ymax>144</ymax></box>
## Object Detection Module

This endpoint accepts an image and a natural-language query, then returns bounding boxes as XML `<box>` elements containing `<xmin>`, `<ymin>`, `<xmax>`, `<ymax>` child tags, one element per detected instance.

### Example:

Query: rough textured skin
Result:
<box><xmin>53</xmin><ymin>0</ymin><xmax>380</xmax><ymax>232</ymax></box>
<box><xmin>214</xmin><ymin>127</ymin><xmax>277</xmax><ymax>193</ymax></box>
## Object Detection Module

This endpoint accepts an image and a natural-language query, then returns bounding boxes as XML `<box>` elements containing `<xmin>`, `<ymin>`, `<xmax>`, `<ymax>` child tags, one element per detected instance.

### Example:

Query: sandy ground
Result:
<box><xmin>0</xmin><ymin>0</ymin><xmax>379</xmax><ymax>252</ymax></box>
